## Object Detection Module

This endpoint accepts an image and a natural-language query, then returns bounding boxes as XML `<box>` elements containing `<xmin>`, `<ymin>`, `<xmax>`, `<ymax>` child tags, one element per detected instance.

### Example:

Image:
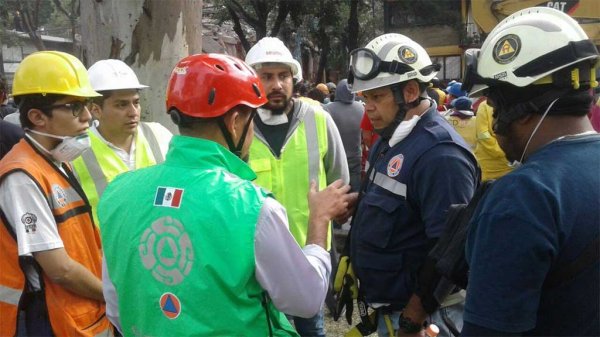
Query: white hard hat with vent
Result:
<box><xmin>462</xmin><ymin>7</ymin><xmax>599</xmax><ymax>93</ymax></box>
<box><xmin>88</xmin><ymin>59</ymin><xmax>148</xmax><ymax>92</ymax></box>
<box><xmin>245</xmin><ymin>37</ymin><xmax>303</xmax><ymax>81</ymax></box>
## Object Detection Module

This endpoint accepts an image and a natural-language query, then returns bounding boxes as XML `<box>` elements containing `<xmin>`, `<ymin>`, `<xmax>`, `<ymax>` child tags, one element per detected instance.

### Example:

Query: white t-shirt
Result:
<box><xmin>90</xmin><ymin>122</ymin><xmax>172</xmax><ymax>170</ymax></box>
<box><xmin>0</xmin><ymin>143</ymin><xmax>67</xmax><ymax>288</ymax></box>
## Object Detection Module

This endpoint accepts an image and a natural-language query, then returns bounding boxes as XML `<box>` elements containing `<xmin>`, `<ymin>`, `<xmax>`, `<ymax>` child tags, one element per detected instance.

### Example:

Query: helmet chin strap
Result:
<box><xmin>375</xmin><ymin>83</ymin><xmax>424</xmax><ymax>139</ymax></box>
<box><xmin>217</xmin><ymin>109</ymin><xmax>257</xmax><ymax>158</ymax></box>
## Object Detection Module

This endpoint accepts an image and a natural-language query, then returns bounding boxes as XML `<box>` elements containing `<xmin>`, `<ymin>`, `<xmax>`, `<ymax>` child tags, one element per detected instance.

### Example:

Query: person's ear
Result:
<box><xmin>403</xmin><ymin>80</ymin><xmax>421</xmax><ymax>104</ymax></box>
<box><xmin>27</xmin><ymin>108</ymin><xmax>49</xmax><ymax>127</ymax></box>
<box><xmin>90</xmin><ymin>102</ymin><xmax>103</xmax><ymax>120</ymax></box>
<box><xmin>222</xmin><ymin>109</ymin><xmax>240</xmax><ymax>140</ymax></box>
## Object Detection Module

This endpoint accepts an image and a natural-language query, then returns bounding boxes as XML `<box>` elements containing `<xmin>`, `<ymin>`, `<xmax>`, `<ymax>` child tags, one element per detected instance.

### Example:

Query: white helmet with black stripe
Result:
<box><xmin>348</xmin><ymin>33</ymin><xmax>440</xmax><ymax>93</ymax></box>
<box><xmin>462</xmin><ymin>7</ymin><xmax>598</xmax><ymax>93</ymax></box>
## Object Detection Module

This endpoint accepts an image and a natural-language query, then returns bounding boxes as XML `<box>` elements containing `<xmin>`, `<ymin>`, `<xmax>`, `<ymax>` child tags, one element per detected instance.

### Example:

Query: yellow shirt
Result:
<box><xmin>473</xmin><ymin>101</ymin><xmax>513</xmax><ymax>181</ymax></box>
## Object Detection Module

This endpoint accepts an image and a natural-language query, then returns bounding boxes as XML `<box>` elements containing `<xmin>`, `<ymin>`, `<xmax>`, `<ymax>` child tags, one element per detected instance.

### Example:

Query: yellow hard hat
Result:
<box><xmin>316</xmin><ymin>83</ymin><xmax>329</xmax><ymax>95</ymax></box>
<box><xmin>12</xmin><ymin>51</ymin><xmax>101</xmax><ymax>98</ymax></box>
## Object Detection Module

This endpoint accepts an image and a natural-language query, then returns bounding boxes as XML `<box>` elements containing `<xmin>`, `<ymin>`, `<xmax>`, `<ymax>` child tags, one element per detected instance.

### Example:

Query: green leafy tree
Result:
<box><xmin>47</xmin><ymin>0</ymin><xmax>81</xmax><ymax>54</ymax></box>
<box><xmin>3</xmin><ymin>0</ymin><xmax>55</xmax><ymax>50</ymax></box>
<box><xmin>211</xmin><ymin>0</ymin><xmax>382</xmax><ymax>82</ymax></box>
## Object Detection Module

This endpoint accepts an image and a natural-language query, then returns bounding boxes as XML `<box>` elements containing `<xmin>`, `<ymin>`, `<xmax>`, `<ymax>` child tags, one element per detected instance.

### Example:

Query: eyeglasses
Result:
<box><xmin>42</xmin><ymin>100</ymin><xmax>94</xmax><ymax>117</ymax></box>
<box><xmin>348</xmin><ymin>48</ymin><xmax>441</xmax><ymax>83</ymax></box>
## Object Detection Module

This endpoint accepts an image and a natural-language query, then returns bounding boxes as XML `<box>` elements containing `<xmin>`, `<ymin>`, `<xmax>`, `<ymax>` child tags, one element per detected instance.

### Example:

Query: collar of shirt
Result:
<box><xmin>90</xmin><ymin>124</ymin><xmax>137</xmax><ymax>170</ymax></box>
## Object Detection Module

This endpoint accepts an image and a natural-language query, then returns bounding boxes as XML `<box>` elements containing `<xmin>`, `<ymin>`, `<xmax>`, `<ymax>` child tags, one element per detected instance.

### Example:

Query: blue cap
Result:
<box><xmin>451</xmin><ymin>96</ymin><xmax>472</xmax><ymax>111</ymax></box>
<box><xmin>447</xmin><ymin>82</ymin><xmax>467</xmax><ymax>97</ymax></box>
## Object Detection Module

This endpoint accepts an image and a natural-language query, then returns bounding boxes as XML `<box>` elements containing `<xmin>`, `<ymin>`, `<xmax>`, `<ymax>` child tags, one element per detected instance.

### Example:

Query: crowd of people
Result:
<box><xmin>0</xmin><ymin>6</ymin><xmax>598</xmax><ymax>337</ymax></box>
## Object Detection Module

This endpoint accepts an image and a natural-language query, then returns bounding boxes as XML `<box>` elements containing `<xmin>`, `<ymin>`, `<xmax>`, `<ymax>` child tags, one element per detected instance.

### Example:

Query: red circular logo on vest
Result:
<box><xmin>387</xmin><ymin>154</ymin><xmax>404</xmax><ymax>177</ymax></box>
<box><xmin>159</xmin><ymin>292</ymin><xmax>181</xmax><ymax>319</ymax></box>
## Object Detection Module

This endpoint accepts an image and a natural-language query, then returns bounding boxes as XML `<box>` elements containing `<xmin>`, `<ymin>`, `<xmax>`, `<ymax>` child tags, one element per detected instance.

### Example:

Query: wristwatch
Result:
<box><xmin>399</xmin><ymin>312</ymin><xmax>422</xmax><ymax>334</ymax></box>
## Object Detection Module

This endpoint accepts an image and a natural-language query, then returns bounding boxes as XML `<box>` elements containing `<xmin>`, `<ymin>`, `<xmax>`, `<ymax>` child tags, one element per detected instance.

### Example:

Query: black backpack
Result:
<box><xmin>428</xmin><ymin>180</ymin><xmax>494</xmax><ymax>289</ymax></box>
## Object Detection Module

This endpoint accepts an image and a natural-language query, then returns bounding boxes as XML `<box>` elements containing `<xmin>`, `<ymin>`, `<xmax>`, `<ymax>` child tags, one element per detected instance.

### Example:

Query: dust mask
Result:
<box><xmin>388</xmin><ymin>109</ymin><xmax>428</xmax><ymax>147</ymax></box>
<box><xmin>26</xmin><ymin>129</ymin><xmax>91</xmax><ymax>162</ymax></box>
<box><xmin>257</xmin><ymin>108</ymin><xmax>289</xmax><ymax>126</ymax></box>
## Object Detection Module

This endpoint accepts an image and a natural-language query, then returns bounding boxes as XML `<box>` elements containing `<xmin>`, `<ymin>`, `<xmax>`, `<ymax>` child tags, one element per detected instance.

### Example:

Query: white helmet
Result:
<box><xmin>348</xmin><ymin>33</ymin><xmax>440</xmax><ymax>93</ymax></box>
<box><xmin>88</xmin><ymin>59</ymin><xmax>148</xmax><ymax>92</ymax></box>
<box><xmin>245</xmin><ymin>37</ymin><xmax>303</xmax><ymax>81</ymax></box>
<box><xmin>462</xmin><ymin>7</ymin><xmax>598</xmax><ymax>93</ymax></box>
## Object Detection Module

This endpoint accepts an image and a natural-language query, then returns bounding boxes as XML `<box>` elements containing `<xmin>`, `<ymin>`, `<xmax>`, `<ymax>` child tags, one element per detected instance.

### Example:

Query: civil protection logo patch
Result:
<box><xmin>159</xmin><ymin>292</ymin><xmax>181</xmax><ymax>319</ymax></box>
<box><xmin>493</xmin><ymin>34</ymin><xmax>521</xmax><ymax>64</ymax></box>
<box><xmin>398</xmin><ymin>46</ymin><xmax>418</xmax><ymax>64</ymax></box>
<box><xmin>52</xmin><ymin>184</ymin><xmax>67</xmax><ymax>208</ymax></box>
<box><xmin>139</xmin><ymin>216</ymin><xmax>194</xmax><ymax>286</ymax></box>
<box><xmin>387</xmin><ymin>154</ymin><xmax>404</xmax><ymax>177</ymax></box>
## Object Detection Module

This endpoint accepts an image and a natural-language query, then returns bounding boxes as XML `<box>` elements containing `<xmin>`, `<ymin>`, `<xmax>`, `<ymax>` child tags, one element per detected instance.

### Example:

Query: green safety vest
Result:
<box><xmin>249</xmin><ymin>101</ymin><xmax>329</xmax><ymax>249</ymax></box>
<box><xmin>72</xmin><ymin>123</ymin><xmax>164</xmax><ymax>226</ymax></box>
<box><xmin>99</xmin><ymin>136</ymin><xmax>298</xmax><ymax>337</ymax></box>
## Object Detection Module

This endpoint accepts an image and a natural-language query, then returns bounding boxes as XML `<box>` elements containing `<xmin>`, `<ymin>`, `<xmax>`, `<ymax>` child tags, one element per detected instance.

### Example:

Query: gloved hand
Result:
<box><xmin>333</xmin><ymin>256</ymin><xmax>358</xmax><ymax>323</ymax></box>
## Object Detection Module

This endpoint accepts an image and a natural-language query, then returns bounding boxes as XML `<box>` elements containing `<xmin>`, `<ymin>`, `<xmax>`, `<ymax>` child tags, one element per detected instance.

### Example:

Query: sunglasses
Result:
<box><xmin>42</xmin><ymin>100</ymin><xmax>94</xmax><ymax>117</ymax></box>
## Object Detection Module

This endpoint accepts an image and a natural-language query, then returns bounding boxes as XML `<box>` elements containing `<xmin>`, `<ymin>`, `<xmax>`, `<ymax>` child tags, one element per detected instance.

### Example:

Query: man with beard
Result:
<box><xmin>245</xmin><ymin>37</ymin><xmax>350</xmax><ymax>337</ymax></box>
<box><xmin>460</xmin><ymin>7</ymin><xmax>599</xmax><ymax>336</ymax></box>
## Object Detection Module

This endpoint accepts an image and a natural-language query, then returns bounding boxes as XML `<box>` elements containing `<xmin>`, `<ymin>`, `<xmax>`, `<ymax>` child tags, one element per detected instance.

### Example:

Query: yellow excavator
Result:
<box><xmin>386</xmin><ymin>0</ymin><xmax>600</xmax><ymax>80</ymax></box>
<box><xmin>471</xmin><ymin>0</ymin><xmax>599</xmax><ymax>45</ymax></box>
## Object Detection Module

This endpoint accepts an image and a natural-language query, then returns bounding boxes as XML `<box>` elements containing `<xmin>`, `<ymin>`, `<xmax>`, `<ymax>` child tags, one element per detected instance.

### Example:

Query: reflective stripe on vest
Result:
<box><xmin>139</xmin><ymin>122</ymin><xmax>164</xmax><ymax>163</ymax></box>
<box><xmin>304</xmin><ymin>107</ymin><xmax>321</xmax><ymax>183</ymax></box>
<box><xmin>370</xmin><ymin>171</ymin><xmax>407</xmax><ymax>197</ymax></box>
<box><xmin>72</xmin><ymin>123</ymin><xmax>162</xmax><ymax>226</ymax></box>
<box><xmin>0</xmin><ymin>285</ymin><xmax>21</xmax><ymax>306</ymax></box>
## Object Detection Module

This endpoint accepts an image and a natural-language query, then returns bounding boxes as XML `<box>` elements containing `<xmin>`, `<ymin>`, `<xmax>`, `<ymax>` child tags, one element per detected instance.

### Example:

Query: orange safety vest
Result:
<box><xmin>0</xmin><ymin>139</ymin><xmax>113</xmax><ymax>337</ymax></box>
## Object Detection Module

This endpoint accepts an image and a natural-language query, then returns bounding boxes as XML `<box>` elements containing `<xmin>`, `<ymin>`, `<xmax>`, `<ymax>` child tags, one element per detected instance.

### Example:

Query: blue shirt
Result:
<box><xmin>464</xmin><ymin>134</ymin><xmax>600</xmax><ymax>336</ymax></box>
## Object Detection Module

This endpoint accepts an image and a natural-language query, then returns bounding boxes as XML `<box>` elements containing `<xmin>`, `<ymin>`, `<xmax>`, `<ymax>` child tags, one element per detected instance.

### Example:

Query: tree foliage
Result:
<box><xmin>213</xmin><ymin>0</ymin><xmax>382</xmax><ymax>82</ymax></box>
<box><xmin>0</xmin><ymin>0</ymin><xmax>55</xmax><ymax>50</ymax></box>
<box><xmin>0</xmin><ymin>0</ymin><xmax>78</xmax><ymax>50</ymax></box>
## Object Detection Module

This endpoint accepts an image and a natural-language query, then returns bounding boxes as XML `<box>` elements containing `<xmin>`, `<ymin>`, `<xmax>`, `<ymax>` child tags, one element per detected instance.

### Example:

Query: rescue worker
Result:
<box><xmin>0</xmin><ymin>51</ymin><xmax>113</xmax><ymax>336</ymax></box>
<box><xmin>460</xmin><ymin>7</ymin><xmax>599</xmax><ymax>335</ymax></box>
<box><xmin>98</xmin><ymin>53</ymin><xmax>355</xmax><ymax>337</ymax></box>
<box><xmin>245</xmin><ymin>37</ymin><xmax>350</xmax><ymax>336</ymax></box>
<box><xmin>72</xmin><ymin>59</ymin><xmax>172</xmax><ymax>226</ymax></box>
<box><xmin>346</xmin><ymin>33</ymin><xmax>478</xmax><ymax>336</ymax></box>
<box><xmin>473</xmin><ymin>99</ymin><xmax>513</xmax><ymax>181</ymax></box>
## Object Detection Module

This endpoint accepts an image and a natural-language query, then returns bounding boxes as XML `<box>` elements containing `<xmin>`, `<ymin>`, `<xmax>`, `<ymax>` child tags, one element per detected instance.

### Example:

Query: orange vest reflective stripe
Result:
<box><xmin>0</xmin><ymin>139</ymin><xmax>113</xmax><ymax>337</ymax></box>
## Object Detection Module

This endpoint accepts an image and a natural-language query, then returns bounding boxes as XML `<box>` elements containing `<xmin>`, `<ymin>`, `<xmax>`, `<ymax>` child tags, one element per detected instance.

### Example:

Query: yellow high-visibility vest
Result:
<box><xmin>72</xmin><ymin>123</ymin><xmax>165</xmax><ymax>226</ymax></box>
<box><xmin>249</xmin><ymin>103</ymin><xmax>330</xmax><ymax>249</ymax></box>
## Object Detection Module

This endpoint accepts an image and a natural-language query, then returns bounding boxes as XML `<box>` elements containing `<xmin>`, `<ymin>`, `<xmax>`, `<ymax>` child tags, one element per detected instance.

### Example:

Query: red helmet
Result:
<box><xmin>166</xmin><ymin>53</ymin><xmax>267</xmax><ymax>118</ymax></box>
